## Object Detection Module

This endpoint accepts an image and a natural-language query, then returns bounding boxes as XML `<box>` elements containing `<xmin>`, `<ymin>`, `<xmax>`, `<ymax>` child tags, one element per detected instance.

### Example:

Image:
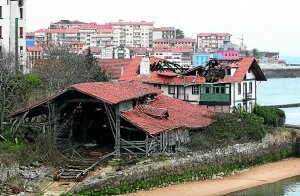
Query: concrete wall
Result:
<box><xmin>73</xmin><ymin>131</ymin><xmax>297</xmax><ymax>193</ymax></box>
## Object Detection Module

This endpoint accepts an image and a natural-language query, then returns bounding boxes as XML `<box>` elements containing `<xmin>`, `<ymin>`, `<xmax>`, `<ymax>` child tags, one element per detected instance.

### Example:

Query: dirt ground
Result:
<box><xmin>130</xmin><ymin>158</ymin><xmax>300</xmax><ymax>196</ymax></box>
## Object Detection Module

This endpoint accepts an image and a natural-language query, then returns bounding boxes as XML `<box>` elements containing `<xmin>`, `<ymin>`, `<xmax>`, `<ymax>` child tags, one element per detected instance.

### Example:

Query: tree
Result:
<box><xmin>84</xmin><ymin>47</ymin><xmax>108</xmax><ymax>82</ymax></box>
<box><xmin>0</xmin><ymin>50</ymin><xmax>37</xmax><ymax>131</ymax></box>
<box><xmin>253</xmin><ymin>48</ymin><xmax>260</xmax><ymax>59</ymax></box>
<box><xmin>176</xmin><ymin>29</ymin><xmax>185</xmax><ymax>39</ymax></box>
<box><xmin>34</xmin><ymin>46</ymin><xmax>108</xmax><ymax>95</ymax></box>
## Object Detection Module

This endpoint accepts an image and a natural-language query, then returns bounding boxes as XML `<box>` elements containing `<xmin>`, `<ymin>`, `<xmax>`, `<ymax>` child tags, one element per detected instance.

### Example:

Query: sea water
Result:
<box><xmin>257</xmin><ymin>78</ymin><xmax>300</xmax><ymax>125</ymax></box>
<box><xmin>227</xmin><ymin>175</ymin><xmax>300</xmax><ymax>196</ymax></box>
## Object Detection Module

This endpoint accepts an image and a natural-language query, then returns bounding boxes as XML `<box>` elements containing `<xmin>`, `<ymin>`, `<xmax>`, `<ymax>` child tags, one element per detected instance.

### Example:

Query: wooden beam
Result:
<box><xmin>145</xmin><ymin>135</ymin><xmax>149</xmax><ymax>156</ymax></box>
<box><xmin>115</xmin><ymin>104</ymin><xmax>121</xmax><ymax>158</ymax></box>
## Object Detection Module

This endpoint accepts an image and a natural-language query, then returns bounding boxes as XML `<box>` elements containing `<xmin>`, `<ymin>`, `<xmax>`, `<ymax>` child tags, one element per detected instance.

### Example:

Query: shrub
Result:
<box><xmin>253</xmin><ymin>105</ymin><xmax>286</xmax><ymax>127</ymax></box>
<box><xmin>189</xmin><ymin>111</ymin><xmax>266</xmax><ymax>150</ymax></box>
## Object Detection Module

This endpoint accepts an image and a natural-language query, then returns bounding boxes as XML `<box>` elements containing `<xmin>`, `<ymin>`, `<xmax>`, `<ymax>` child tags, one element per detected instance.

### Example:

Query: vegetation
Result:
<box><xmin>0</xmin><ymin>130</ymin><xmax>32</xmax><ymax>165</ymax></box>
<box><xmin>176</xmin><ymin>29</ymin><xmax>184</xmax><ymax>39</ymax></box>
<box><xmin>253</xmin><ymin>104</ymin><xmax>286</xmax><ymax>127</ymax></box>
<box><xmin>253</xmin><ymin>48</ymin><xmax>260</xmax><ymax>59</ymax></box>
<box><xmin>77</xmin><ymin>150</ymin><xmax>292</xmax><ymax>195</ymax></box>
<box><xmin>34</xmin><ymin>46</ymin><xmax>108</xmax><ymax>95</ymax></box>
<box><xmin>0</xmin><ymin>51</ymin><xmax>42</xmax><ymax>131</ymax></box>
<box><xmin>189</xmin><ymin>111</ymin><xmax>266</xmax><ymax>150</ymax></box>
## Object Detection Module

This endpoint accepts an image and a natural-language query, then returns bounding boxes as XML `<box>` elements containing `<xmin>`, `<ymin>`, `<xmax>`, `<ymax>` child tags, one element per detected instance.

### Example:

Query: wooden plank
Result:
<box><xmin>115</xmin><ymin>105</ymin><xmax>121</xmax><ymax>158</ymax></box>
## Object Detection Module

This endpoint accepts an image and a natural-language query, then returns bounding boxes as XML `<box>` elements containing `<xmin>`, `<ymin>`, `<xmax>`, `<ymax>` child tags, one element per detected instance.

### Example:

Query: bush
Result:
<box><xmin>189</xmin><ymin>111</ymin><xmax>266</xmax><ymax>150</ymax></box>
<box><xmin>253</xmin><ymin>105</ymin><xmax>286</xmax><ymax>127</ymax></box>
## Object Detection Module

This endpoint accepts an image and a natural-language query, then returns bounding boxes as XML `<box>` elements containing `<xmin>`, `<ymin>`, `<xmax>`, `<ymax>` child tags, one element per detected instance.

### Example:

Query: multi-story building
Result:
<box><xmin>154</xmin><ymin>48</ymin><xmax>193</xmax><ymax>68</ymax></box>
<box><xmin>197</xmin><ymin>33</ymin><xmax>232</xmax><ymax>52</ymax></box>
<box><xmin>153</xmin><ymin>27</ymin><xmax>176</xmax><ymax>40</ymax></box>
<box><xmin>193</xmin><ymin>53</ymin><xmax>223</xmax><ymax>66</ymax></box>
<box><xmin>153</xmin><ymin>38</ymin><xmax>195</xmax><ymax>49</ymax></box>
<box><xmin>26</xmin><ymin>45</ymin><xmax>42</xmax><ymax>70</ymax></box>
<box><xmin>120</xmin><ymin>56</ymin><xmax>267</xmax><ymax>113</ymax></box>
<box><xmin>110</xmin><ymin>20</ymin><xmax>154</xmax><ymax>48</ymax></box>
<box><xmin>49</xmin><ymin>20</ymin><xmax>87</xmax><ymax>29</ymax></box>
<box><xmin>0</xmin><ymin>0</ymin><xmax>26</xmax><ymax>72</ymax></box>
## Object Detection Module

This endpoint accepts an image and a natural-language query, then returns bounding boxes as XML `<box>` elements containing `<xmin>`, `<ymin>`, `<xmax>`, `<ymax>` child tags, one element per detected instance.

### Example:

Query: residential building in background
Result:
<box><xmin>153</xmin><ymin>38</ymin><xmax>195</xmax><ymax>49</ymax></box>
<box><xmin>153</xmin><ymin>27</ymin><xmax>176</xmax><ymax>40</ymax></box>
<box><xmin>110</xmin><ymin>20</ymin><xmax>154</xmax><ymax>48</ymax></box>
<box><xmin>197</xmin><ymin>33</ymin><xmax>231</xmax><ymax>52</ymax></box>
<box><xmin>26</xmin><ymin>32</ymin><xmax>35</xmax><ymax>47</ymax></box>
<box><xmin>154</xmin><ymin>47</ymin><xmax>193</xmax><ymax>68</ymax></box>
<box><xmin>0</xmin><ymin>0</ymin><xmax>27</xmax><ymax>72</ymax></box>
<box><xmin>49</xmin><ymin>20</ymin><xmax>87</xmax><ymax>29</ymax></box>
<box><xmin>193</xmin><ymin>53</ymin><xmax>223</xmax><ymax>66</ymax></box>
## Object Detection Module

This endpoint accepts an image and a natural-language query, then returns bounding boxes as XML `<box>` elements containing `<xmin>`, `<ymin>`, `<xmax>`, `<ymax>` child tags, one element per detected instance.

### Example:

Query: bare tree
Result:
<box><xmin>34</xmin><ymin>46</ymin><xmax>108</xmax><ymax>96</ymax></box>
<box><xmin>0</xmin><ymin>50</ymin><xmax>29</xmax><ymax>131</ymax></box>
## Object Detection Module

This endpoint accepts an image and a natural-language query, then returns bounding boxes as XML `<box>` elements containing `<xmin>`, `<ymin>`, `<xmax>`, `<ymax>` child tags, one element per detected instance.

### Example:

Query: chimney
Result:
<box><xmin>140</xmin><ymin>57</ymin><xmax>150</xmax><ymax>76</ymax></box>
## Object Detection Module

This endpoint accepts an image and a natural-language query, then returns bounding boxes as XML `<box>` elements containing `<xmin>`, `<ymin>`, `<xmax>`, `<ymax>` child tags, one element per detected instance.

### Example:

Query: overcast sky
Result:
<box><xmin>27</xmin><ymin>0</ymin><xmax>300</xmax><ymax>56</ymax></box>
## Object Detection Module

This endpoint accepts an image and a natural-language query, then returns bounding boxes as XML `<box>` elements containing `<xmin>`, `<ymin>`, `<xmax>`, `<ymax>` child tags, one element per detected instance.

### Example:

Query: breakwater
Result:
<box><xmin>73</xmin><ymin>131</ymin><xmax>299</xmax><ymax>194</ymax></box>
<box><xmin>262</xmin><ymin>68</ymin><xmax>300</xmax><ymax>78</ymax></box>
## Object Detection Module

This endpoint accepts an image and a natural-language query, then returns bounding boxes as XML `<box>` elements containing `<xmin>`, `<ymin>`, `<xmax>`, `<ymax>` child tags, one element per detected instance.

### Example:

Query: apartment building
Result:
<box><xmin>153</xmin><ymin>27</ymin><xmax>176</xmax><ymax>40</ymax></box>
<box><xmin>197</xmin><ymin>33</ymin><xmax>231</xmax><ymax>52</ymax></box>
<box><xmin>110</xmin><ymin>20</ymin><xmax>154</xmax><ymax>48</ymax></box>
<box><xmin>154</xmin><ymin>47</ymin><xmax>193</xmax><ymax>68</ymax></box>
<box><xmin>0</xmin><ymin>0</ymin><xmax>26</xmax><ymax>72</ymax></box>
<box><xmin>153</xmin><ymin>38</ymin><xmax>195</xmax><ymax>49</ymax></box>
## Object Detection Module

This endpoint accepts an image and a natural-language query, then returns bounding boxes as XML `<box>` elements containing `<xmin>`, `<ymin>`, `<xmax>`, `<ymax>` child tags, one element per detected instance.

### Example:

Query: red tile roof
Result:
<box><xmin>121</xmin><ymin>94</ymin><xmax>212</xmax><ymax>134</ymax></box>
<box><xmin>223</xmin><ymin>57</ymin><xmax>267</xmax><ymax>82</ymax></box>
<box><xmin>153</xmin><ymin>27</ymin><xmax>176</xmax><ymax>31</ymax></box>
<box><xmin>26</xmin><ymin>32</ymin><xmax>35</xmax><ymax>37</ymax></box>
<box><xmin>27</xmin><ymin>45</ymin><xmax>43</xmax><ymax>52</ymax></box>
<box><xmin>109</xmin><ymin>21</ymin><xmax>153</xmax><ymax>26</ymax></box>
<box><xmin>98</xmin><ymin>59</ymin><xmax>134</xmax><ymax>79</ymax></box>
<box><xmin>197</xmin><ymin>33</ymin><xmax>232</xmax><ymax>37</ymax></box>
<box><xmin>120</xmin><ymin>57</ymin><xmax>266</xmax><ymax>85</ymax></box>
<box><xmin>72</xmin><ymin>81</ymin><xmax>161</xmax><ymax>105</ymax></box>
<box><xmin>154</xmin><ymin>38</ymin><xmax>196</xmax><ymax>43</ymax></box>
<box><xmin>10</xmin><ymin>81</ymin><xmax>161</xmax><ymax>117</ymax></box>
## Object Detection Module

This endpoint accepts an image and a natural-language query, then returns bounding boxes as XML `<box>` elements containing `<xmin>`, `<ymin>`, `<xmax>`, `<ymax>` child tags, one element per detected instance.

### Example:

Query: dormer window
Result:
<box><xmin>226</xmin><ymin>69</ymin><xmax>231</xmax><ymax>76</ymax></box>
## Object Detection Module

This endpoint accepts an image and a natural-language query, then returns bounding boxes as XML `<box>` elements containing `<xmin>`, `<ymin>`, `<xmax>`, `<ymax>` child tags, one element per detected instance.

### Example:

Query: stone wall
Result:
<box><xmin>73</xmin><ymin>131</ymin><xmax>297</xmax><ymax>193</ymax></box>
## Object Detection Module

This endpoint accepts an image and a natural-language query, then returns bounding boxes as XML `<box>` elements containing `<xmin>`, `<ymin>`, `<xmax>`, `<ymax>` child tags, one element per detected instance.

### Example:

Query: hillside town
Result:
<box><xmin>1</xmin><ymin>1</ymin><xmax>300</xmax><ymax>195</ymax></box>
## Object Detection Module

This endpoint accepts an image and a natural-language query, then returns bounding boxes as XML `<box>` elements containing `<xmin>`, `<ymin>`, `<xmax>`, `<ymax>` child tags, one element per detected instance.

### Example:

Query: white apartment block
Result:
<box><xmin>197</xmin><ymin>33</ymin><xmax>231</xmax><ymax>53</ymax></box>
<box><xmin>153</xmin><ymin>27</ymin><xmax>176</xmax><ymax>40</ymax></box>
<box><xmin>111</xmin><ymin>20</ymin><xmax>153</xmax><ymax>48</ymax></box>
<box><xmin>154</xmin><ymin>48</ymin><xmax>193</xmax><ymax>68</ymax></box>
<box><xmin>0</xmin><ymin>0</ymin><xmax>26</xmax><ymax>72</ymax></box>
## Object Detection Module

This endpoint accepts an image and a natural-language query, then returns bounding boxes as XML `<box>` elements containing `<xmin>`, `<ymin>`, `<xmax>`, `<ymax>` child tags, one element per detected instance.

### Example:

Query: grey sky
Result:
<box><xmin>27</xmin><ymin>0</ymin><xmax>300</xmax><ymax>56</ymax></box>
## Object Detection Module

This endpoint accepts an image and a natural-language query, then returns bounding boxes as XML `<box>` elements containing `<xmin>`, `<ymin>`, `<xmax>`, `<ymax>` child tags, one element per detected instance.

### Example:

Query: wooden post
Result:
<box><xmin>114</xmin><ymin>104</ymin><xmax>121</xmax><ymax>158</ymax></box>
<box><xmin>145</xmin><ymin>134</ymin><xmax>149</xmax><ymax>156</ymax></box>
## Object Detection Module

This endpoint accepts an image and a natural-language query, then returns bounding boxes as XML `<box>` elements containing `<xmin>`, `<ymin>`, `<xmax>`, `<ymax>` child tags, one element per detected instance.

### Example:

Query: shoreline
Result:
<box><xmin>130</xmin><ymin>158</ymin><xmax>300</xmax><ymax>196</ymax></box>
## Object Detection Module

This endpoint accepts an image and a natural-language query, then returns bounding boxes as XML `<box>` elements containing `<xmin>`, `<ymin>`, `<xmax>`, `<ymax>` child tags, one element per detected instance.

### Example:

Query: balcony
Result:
<box><xmin>243</xmin><ymin>93</ymin><xmax>253</xmax><ymax>100</ymax></box>
<box><xmin>200</xmin><ymin>94</ymin><xmax>230</xmax><ymax>103</ymax></box>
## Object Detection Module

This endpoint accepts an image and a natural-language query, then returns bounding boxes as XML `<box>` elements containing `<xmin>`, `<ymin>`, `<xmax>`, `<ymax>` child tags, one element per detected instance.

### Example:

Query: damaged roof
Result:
<box><xmin>121</xmin><ymin>94</ymin><xmax>212</xmax><ymax>135</ymax></box>
<box><xmin>11</xmin><ymin>81</ymin><xmax>161</xmax><ymax>117</ymax></box>
<box><xmin>120</xmin><ymin>57</ymin><xmax>267</xmax><ymax>85</ymax></box>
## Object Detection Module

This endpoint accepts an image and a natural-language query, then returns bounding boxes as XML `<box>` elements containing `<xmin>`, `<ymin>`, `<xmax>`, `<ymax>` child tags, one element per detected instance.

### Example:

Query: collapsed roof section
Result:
<box><xmin>120</xmin><ymin>57</ymin><xmax>267</xmax><ymax>85</ymax></box>
<box><xmin>121</xmin><ymin>94</ymin><xmax>212</xmax><ymax>135</ymax></box>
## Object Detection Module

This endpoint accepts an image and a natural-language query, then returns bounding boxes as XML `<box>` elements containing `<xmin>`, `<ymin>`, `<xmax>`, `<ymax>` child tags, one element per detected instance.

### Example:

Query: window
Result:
<box><xmin>20</xmin><ymin>8</ymin><xmax>23</xmax><ymax>19</ymax></box>
<box><xmin>19</xmin><ymin>27</ymin><xmax>23</xmax><ymax>38</ymax></box>
<box><xmin>0</xmin><ymin>26</ymin><xmax>2</xmax><ymax>38</ymax></box>
<box><xmin>0</xmin><ymin>6</ymin><xmax>2</xmax><ymax>18</ymax></box>
<box><xmin>168</xmin><ymin>85</ymin><xmax>175</xmax><ymax>94</ymax></box>
<box><xmin>221</xmin><ymin>87</ymin><xmax>225</xmax><ymax>94</ymax></box>
<box><xmin>249</xmin><ymin>82</ymin><xmax>253</xmax><ymax>93</ymax></box>
<box><xmin>238</xmin><ymin>83</ymin><xmax>241</xmax><ymax>95</ymax></box>
<box><xmin>20</xmin><ymin>46</ymin><xmax>23</xmax><ymax>56</ymax></box>
<box><xmin>192</xmin><ymin>85</ymin><xmax>199</xmax><ymax>95</ymax></box>
<box><xmin>205</xmin><ymin>86</ymin><xmax>210</xmax><ymax>94</ymax></box>
<box><xmin>154</xmin><ymin>84</ymin><xmax>161</xmax><ymax>89</ymax></box>
<box><xmin>226</xmin><ymin>69</ymin><xmax>231</xmax><ymax>76</ymax></box>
